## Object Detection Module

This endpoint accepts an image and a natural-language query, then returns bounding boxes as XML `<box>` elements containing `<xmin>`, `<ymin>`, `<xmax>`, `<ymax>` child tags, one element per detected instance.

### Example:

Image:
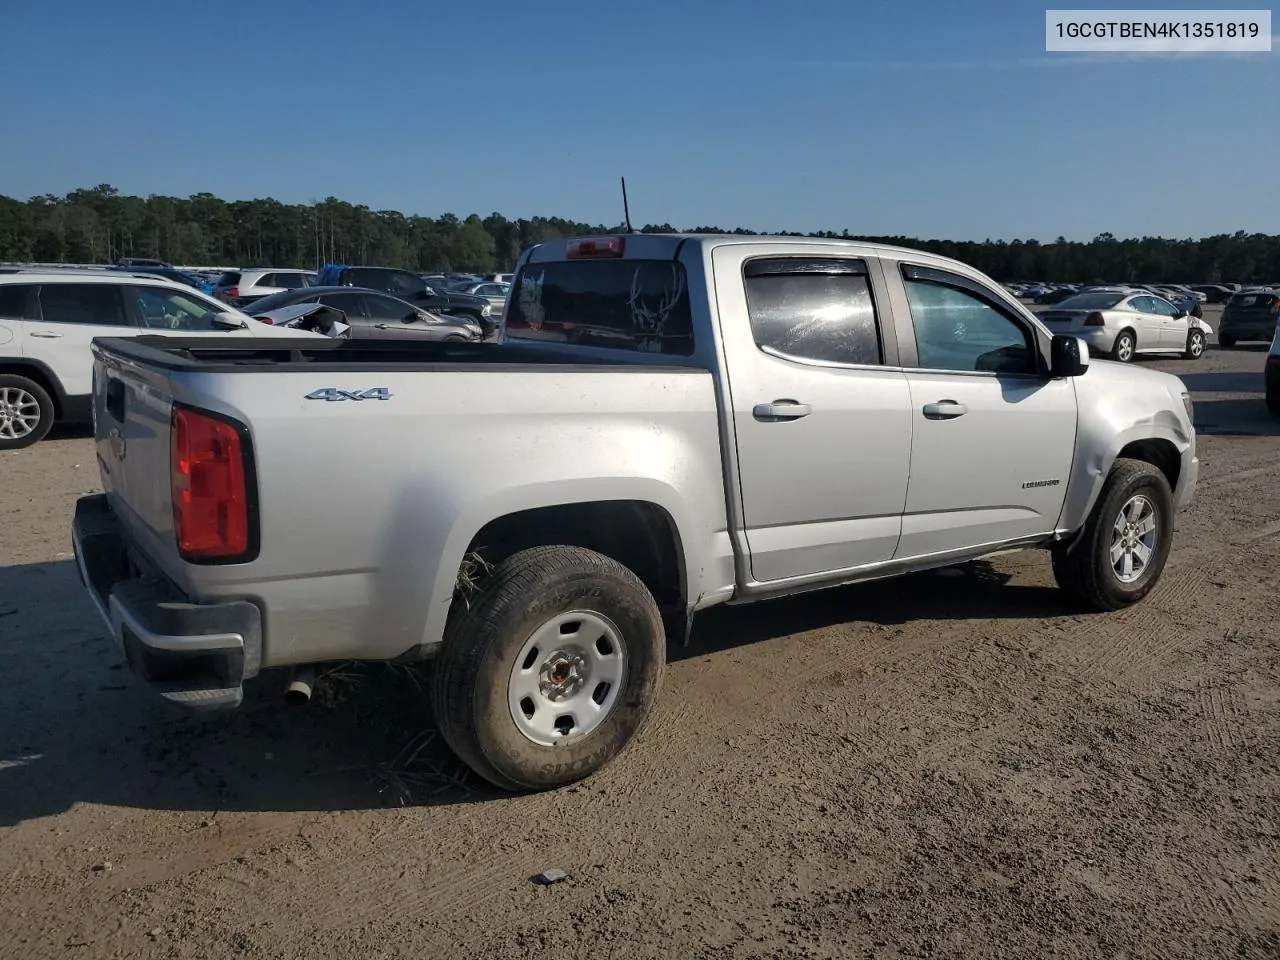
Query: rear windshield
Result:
<box><xmin>216</xmin><ymin>271</ymin><xmax>242</xmax><ymax>286</ymax></box>
<box><xmin>1229</xmin><ymin>293</ymin><xmax>1277</xmax><ymax>309</ymax></box>
<box><xmin>506</xmin><ymin>259</ymin><xmax>694</xmax><ymax>355</ymax></box>
<box><xmin>1054</xmin><ymin>292</ymin><xmax>1126</xmax><ymax>310</ymax></box>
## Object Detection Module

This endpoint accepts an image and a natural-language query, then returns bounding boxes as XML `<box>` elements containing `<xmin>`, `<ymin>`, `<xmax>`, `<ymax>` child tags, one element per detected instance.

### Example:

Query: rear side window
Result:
<box><xmin>1230</xmin><ymin>293</ymin><xmax>1277</xmax><ymax>309</ymax></box>
<box><xmin>271</xmin><ymin>272</ymin><xmax>309</xmax><ymax>290</ymax></box>
<box><xmin>216</xmin><ymin>271</ymin><xmax>241</xmax><ymax>287</ymax></box>
<box><xmin>0</xmin><ymin>284</ymin><xmax>34</xmax><ymax>318</ymax></box>
<box><xmin>37</xmin><ymin>284</ymin><xmax>131</xmax><ymax>326</ymax></box>
<box><xmin>742</xmin><ymin>258</ymin><xmax>881</xmax><ymax>366</ymax></box>
<box><xmin>506</xmin><ymin>259</ymin><xmax>694</xmax><ymax>354</ymax></box>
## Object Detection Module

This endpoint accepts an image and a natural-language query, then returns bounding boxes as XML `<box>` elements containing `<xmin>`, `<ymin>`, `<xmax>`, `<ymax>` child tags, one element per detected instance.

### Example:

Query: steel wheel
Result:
<box><xmin>0</xmin><ymin>386</ymin><xmax>42</xmax><ymax>441</ymax></box>
<box><xmin>1110</xmin><ymin>494</ymin><xmax>1158</xmax><ymax>584</ymax></box>
<box><xmin>508</xmin><ymin>610</ymin><xmax>627</xmax><ymax>747</ymax></box>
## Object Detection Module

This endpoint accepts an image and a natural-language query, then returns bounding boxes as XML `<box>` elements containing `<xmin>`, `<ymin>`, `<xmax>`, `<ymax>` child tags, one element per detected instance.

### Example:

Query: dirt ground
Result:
<box><xmin>2</xmin><ymin>314</ymin><xmax>1278</xmax><ymax>959</ymax></box>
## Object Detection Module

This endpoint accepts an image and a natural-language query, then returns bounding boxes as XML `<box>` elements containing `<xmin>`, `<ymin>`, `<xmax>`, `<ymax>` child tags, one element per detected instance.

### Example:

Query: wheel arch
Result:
<box><xmin>0</xmin><ymin>359</ymin><xmax>67</xmax><ymax>417</ymax></box>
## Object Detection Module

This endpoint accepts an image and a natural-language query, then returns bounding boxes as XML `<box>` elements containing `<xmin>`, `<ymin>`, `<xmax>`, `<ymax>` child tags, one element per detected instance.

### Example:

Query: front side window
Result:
<box><xmin>1148</xmin><ymin>297</ymin><xmax>1180</xmax><ymax>317</ymax></box>
<box><xmin>742</xmin><ymin>258</ymin><xmax>881</xmax><ymax>366</ymax></box>
<box><xmin>506</xmin><ymin>259</ymin><xmax>694</xmax><ymax>354</ymax></box>
<box><xmin>38</xmin><ymin>284</ymin><xmax>131</xmax><ymax>326</ymax></box>
<box><xmin>132</xmin><ymin>286</ymin><xmax>225</xmax><ymax>331</ymax></box>
<box><xmin>902</xmin><ymin>274</ymin><xmax>1036</xmax><ymax>375</ymax></box>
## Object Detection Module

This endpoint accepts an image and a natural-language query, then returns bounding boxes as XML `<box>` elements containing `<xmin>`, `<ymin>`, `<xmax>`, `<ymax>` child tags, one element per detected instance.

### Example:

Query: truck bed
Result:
<box><xmin>87</xmin><ymin>334</ymin><xmax>730</xmax><ymax>675</ymax></box>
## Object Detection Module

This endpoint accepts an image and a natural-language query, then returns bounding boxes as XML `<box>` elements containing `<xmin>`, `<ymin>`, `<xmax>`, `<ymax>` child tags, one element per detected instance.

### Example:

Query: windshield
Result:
<box><xmin>1055</xmin><ymin>292</ymin><xmax>1127</xmax><ymax>310</ymax></box>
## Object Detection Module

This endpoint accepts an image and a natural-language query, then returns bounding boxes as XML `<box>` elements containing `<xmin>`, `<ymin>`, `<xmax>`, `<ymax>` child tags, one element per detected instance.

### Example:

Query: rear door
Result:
<box><xmin>711</xmin><ymin>245</ymin><xmax>913</xmax><ymax>582</ymax></box>
<box><xmin>1126</xmin><ymin>297</ymin><xmax>1166</xmax><ymax>349</ymax></box>
<box><xmin>28</xmin><ymin>283</ymin><xmax>139</xmax><ymax>398</ymax></box>
<box><xmin>887</xmin><ymin>262</ymin><xmax>1076</xmax><ymax>559</ymax></box>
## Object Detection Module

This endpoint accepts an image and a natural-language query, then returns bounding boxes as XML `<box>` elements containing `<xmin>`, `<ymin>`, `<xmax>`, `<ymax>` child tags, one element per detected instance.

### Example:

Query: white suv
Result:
<box><xmin>212</xmin><ymin>268</ymin><xmax>317</xmax><ymax>308</ymax></box>
<box><xmin>0</xmin><ymin>271</ymin><xmax>319</xmax><ymax>449</ymax></box>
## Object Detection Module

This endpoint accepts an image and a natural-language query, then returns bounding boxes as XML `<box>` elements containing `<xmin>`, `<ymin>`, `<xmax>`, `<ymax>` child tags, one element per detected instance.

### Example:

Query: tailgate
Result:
<box><xmin>93</xmin><ymin>342</ymin><xmax>182</xmax><ymax>575</ymax></box>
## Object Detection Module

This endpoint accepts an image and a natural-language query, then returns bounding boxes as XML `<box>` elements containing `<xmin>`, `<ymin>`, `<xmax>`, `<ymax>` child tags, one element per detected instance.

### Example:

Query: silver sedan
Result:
<box><xmin>451</xmin><ymin>281</ymin><xmax>510</xmax><ymax>314</ymax></box>
<box><xmin>1038</xmin><ymin>291</ymin><xmax>1213</xmax><ymax>362</ymax></box>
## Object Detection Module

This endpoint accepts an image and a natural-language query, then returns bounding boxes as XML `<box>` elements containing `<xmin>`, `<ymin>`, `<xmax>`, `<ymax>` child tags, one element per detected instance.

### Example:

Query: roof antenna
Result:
<box><xmin>621</xmin><ymin>176</ymin><xmax>635</xmax><ymax>233</ymax></box>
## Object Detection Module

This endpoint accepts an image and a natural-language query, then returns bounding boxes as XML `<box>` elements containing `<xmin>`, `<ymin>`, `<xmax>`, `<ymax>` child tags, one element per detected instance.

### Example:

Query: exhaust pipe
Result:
<box><xmin>284</xmin><ymin>665</ymin><xmax>316</xmax><ymax>706</ymax></box>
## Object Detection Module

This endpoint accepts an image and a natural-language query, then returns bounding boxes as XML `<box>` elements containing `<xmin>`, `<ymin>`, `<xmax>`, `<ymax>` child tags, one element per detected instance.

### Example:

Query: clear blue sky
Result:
<box><xmin>2</xmin><ymin>0</ymin><xmax>1276</xmax><ymax>241</ymax></box>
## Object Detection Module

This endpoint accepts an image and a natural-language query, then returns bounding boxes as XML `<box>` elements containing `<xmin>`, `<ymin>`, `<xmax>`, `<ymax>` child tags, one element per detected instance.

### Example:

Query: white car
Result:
<box><xmin>1037</xmin><ymin>289</ymin><xmax>1214</xmax><ymax>363</ymax></box>
<box><xmin>0</xmin><ymin>271</ymin><xmax>322</xmax><ymax>449</ymax></box>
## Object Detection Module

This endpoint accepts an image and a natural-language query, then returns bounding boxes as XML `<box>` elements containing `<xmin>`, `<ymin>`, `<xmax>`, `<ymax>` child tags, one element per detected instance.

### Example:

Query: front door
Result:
<box><xmin>712</xmin><ymin>246</ymin><xmax>913</xmax><ymax>583</ymax></box>
<box><xmin>891</xmin><ymin>264</ymin><xmax>1077</xmax><ymax>559</ymax></box>
<box><xmin>1147</xmin><ymin>296</ymin><xmax>1190</xmax><ymax>348</ymax></box>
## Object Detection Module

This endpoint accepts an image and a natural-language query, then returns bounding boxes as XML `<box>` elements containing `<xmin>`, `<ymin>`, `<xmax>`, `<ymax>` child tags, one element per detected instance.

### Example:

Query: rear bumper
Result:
<box><xmin>1219</xmin><ymin>318</ymin><xmax>1277</xmax><ymax>341</ymax></box>
<box><xmin>72</xmin><ymin>494</ymin><xmax>260</xmax><ymax>711</ymax></box>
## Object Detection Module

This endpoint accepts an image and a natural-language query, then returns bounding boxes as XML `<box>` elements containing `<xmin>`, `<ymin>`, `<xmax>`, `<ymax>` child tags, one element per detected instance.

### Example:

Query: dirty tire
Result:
<box><xmin>430</xmin><ymin>545</ymin><xmax>665</xmax><ymax>792</ymax></box>
<box><xmin>0</xmin><ymin>374</ymin><xmax>55</xmax><ymax>450</ymax></box>
<box><xmin>1111</xmin><ymin>330</ymin><xmax>1136</xmax><ymax>363</ymax></box>
<box><xmin>1184</xmin><ymin>328</ymin><xmax>1206</xmax><ymax>360</ymax></box>
<box><xmin>1051</xmin><ymin>458</ymin><xmax>1174</xmax><ymax>612</ymax></box>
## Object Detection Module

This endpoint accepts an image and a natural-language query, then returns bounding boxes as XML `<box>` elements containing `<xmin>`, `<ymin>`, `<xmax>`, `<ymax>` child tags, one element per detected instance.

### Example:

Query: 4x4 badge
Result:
<box><xmin>305</xmin><ymin>387</ymin><xmax>392</xmax><ymax>402</ymax></box>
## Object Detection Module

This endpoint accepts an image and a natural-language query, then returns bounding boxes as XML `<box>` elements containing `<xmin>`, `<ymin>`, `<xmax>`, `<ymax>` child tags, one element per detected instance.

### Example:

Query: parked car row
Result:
<box><xmin>1038</xmin><ymin>289</ymin><xmax>1213</xmax><ymax>362</ymax></box>
<box><xmin>0</xmin><ymin>269</ymin><xmax>329</xmax><ymax>449</ymax></box>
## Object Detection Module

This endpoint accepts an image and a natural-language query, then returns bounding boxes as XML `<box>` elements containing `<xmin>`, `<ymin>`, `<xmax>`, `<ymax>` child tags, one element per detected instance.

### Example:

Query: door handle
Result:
<box><xmin>30</xmin><ymin>331</ymin><xmax>63</xmax><ymax>338</ymax></box>
<box><xmin>753</xmin><ymin>400</ymin><xmax>812</xmax><ymax>421</ymax></box>
<box><xmin>922</xmin><ymin>400</ymin><xmax>968</xmax><ymax>420</ymax></box>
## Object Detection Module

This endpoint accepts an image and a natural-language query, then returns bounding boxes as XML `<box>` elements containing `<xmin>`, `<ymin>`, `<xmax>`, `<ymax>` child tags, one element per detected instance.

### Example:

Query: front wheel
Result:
<box><xmin>1266</xmin><ymin>388</ymin><xmax>1280</xmax><ymax>418</ymax></box>
<box><xmin>1219</xmin><ymin>333</ymin><xmax>1236</xmax><ymax>348</ymax></box>
<box><xmin>0</xmin><ymin>375</ymin><xmax>55</xmax><ymax>450</ymax></box>
<box><xmin>1184</xmin><ymin>328</ymin><xmax>1206</xmax><ymax>360</ymax></box>
<box><xmin>1111</xmin><ymin>330</ymin><xmax>1136</xmax><ymax>363</ymax></box>
<box><xmin>430</xmin><ymin>545</ymin><xmax>666</xmax><ymax>792</ymax></box>
<box><xmin>1051</xmin><ymin>458</ymin><xmax>1174</xmax><ymax>612</ymax></box>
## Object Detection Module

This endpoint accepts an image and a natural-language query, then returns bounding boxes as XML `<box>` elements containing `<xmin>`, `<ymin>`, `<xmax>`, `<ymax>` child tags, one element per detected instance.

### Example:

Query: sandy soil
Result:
<box><xmin>2</xmin><ymin>321</ymin><xmax>1278</xmax><ymax>959</ymax></box>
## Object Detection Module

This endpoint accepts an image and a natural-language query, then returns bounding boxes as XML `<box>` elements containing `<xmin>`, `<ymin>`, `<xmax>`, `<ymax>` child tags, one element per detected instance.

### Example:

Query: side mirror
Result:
<box><xmin>1050</xmin><ymin>335</ymin><xmax>1090</xmax><ymax>377</ymax></box>
<box><xmin>211</xmin><ymin>311</ymin><xmax>247</xmax><ymax>330</ymax></box>
<box><xmin>1173</xmin><ymin>308</ymin><xmax>1187</xmax><ymax>319</ymax></box>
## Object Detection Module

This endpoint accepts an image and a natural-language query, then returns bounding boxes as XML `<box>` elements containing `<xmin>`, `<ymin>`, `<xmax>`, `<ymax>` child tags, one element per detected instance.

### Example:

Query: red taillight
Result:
<box><xmin>226</xmin><ymin>287</ymin><xmax>239</xmax><ymax>298</ymax></box>
<box><xmin>566</xmin><ymin>235</ymin><xmax>626</xmax><ymax>259</ymax></box>
<box><xmin>171</xmin><ymin>406</ymin><xmax>252</xmax><ymax>561</ymax></box>
<box><xmin>254</xmin><ymin>316</ymin><xmax>274</xmax><ymax>325</ymax></box>
<box><xmin>1084</xmin><ymin>312</ymin><xmax>1105</xmax><ymax>327</ymax></box>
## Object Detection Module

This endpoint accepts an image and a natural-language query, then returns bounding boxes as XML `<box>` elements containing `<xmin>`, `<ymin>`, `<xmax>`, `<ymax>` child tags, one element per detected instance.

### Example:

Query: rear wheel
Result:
<box><xmin>430</xmin><ymin>545</ymin><xmax>666</xmax><ymax>792</ymax></box>
<box><xmin>1051</xmin><ymin>458</ymin><xmax>1173</xmax><ymax>612</ymax></box>
<box><xmin>1111</xmin><ymin>330</ymin><xmax>1136</xmax><ymax>363</ymax></box>
<box><xmin>1184</xmin><ymin>328</ymin><xmax>1206</xmax><ymax>360</ymax></box>
<box><xmin>1266</xmin><ymin>388</ymin><xmax>1280</xmax><ymax>418</ymax></box>
<box><xmin>1218</xmin><ymin>333</ymin><xmax>1236</xmax><ymax>348</ymax></box>
<box><xmin>0</xmin><ymin>375</ymin><xmax>55</xmax><ymax>450</ymax></box>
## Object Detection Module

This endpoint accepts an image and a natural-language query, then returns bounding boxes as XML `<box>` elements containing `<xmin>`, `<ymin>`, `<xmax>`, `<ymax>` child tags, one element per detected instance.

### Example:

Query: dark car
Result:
<box><xmin>1034</xmin><ymin>287</ymin><xmax>1080</xmax><ymax>305</ymax></box>
<box><xmin>317</xmin><ymin>264</ymin><xmax>496</xmax><ymax>337</ymax></box>
<box><xmin>1188</xmin><ymin>284</ymin><xmax>1236</xmax><ymax>304</ymax></box>
<box><xmin>1218</xmin><ymin>289</ymin><xmax>1279</xmax><ymax>347</ymax></box>
<box><xmin>243</xmin><ymin>286</ymin><xmax>482</xmax><ymax>341</ymax></box>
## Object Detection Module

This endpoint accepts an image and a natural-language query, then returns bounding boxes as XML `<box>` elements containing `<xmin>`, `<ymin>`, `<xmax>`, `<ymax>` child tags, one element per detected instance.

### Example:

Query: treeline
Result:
<box><xmin>1</xmin><ymin>184</ymin><xmax>1278</xmax><ymax>283</ymax></box>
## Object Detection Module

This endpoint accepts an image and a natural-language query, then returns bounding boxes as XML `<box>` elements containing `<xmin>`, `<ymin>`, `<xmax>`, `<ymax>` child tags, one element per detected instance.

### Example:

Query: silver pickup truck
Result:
<box><xmin>72</xmin><ymin>234</ymin><xmax>1198</xmax><ymax>791</ymax></box>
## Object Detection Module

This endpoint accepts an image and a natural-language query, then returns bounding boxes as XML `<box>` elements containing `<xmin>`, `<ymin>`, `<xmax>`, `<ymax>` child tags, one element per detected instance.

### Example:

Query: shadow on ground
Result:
<box><xmin>1194</xmin><ymin>397</ymin><xmax>1279</xmax><ymax>436</ymax></box>
<box><xmin>0</xmin><ymin>555</ymin><xmax>1075</xmax><ymax>825</ymax></box>
<box><xmin>1179</xmin><ymin>370</ymin><xmax>1267</xmax><ymax>394</ymax></box>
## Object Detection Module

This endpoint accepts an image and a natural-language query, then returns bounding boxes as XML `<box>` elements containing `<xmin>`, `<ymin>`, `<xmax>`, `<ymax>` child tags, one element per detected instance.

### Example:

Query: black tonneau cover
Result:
<box><xmin>90</xmin><ymin>336</ymin><xmax>710</xmax><ymax>375</ymax></box>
